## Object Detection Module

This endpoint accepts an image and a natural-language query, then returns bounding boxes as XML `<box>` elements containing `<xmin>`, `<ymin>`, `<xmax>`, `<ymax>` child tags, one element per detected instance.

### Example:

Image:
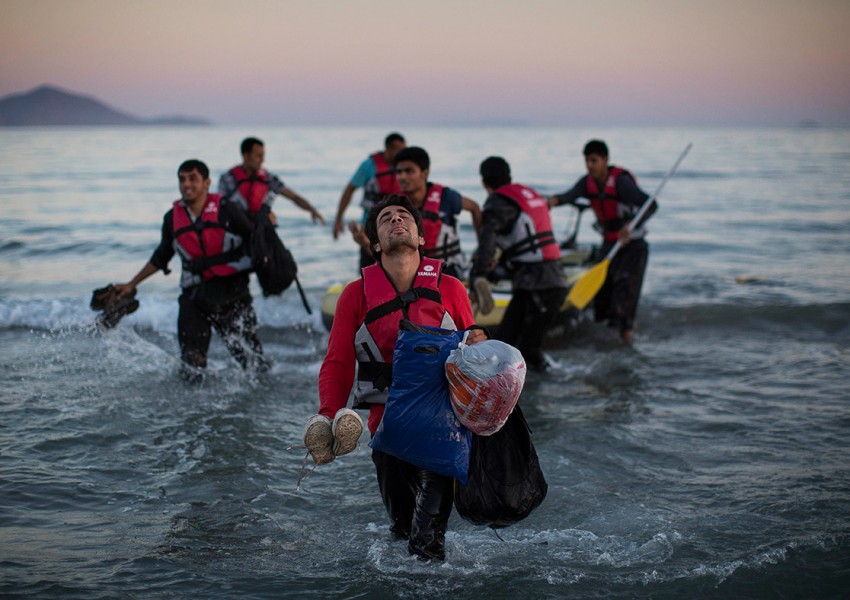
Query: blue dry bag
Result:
<box><xmin>370</xmin><ymin>320</ymin><xmax>472</xmax><ymax>484</ymax></box>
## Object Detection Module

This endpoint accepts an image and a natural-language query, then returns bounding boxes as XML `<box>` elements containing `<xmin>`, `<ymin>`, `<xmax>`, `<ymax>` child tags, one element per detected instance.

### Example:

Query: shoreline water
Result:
<box><xmin>1</xmin><ymin>125</ymin><xmax>849</xmax><ymax>598</ymax></box>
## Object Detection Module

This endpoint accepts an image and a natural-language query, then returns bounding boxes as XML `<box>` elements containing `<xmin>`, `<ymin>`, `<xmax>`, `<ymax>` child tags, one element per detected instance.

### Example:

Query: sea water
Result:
<box><xmin>1</xmin><ymin>125</ymin><xmax>849</xmax><ymax>599</ymax></box>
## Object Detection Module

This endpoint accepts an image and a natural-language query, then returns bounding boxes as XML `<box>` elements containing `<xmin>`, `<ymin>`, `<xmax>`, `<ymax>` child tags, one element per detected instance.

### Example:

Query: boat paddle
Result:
<box><xmin>566</xmin><ymin>143</ymin><xmax>693</xmax><ymax>311</ymax></box>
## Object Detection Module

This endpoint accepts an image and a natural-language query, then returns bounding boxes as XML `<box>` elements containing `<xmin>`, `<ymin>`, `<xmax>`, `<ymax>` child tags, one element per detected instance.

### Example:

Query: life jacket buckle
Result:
<box><xmin>399</xmin><ymin>288</ymin><xmax>419</xmax><ymax>306</ymax></box>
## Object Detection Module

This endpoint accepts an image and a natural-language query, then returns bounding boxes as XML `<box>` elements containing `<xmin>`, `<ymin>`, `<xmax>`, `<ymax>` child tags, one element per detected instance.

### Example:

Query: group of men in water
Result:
<box><xmin>113</xmin><ymin>132</ymin><xmax>654</xmax><ymax>560</ymax></box>
<box><xmin>116</xmin><ymin>133</ymin><xmax>652</xmax><ymax>376</ymax></box>
<box><xmin>331</xmin><ymin>133</ymin><xmax>651</xmax><ymax>356</ymax></box>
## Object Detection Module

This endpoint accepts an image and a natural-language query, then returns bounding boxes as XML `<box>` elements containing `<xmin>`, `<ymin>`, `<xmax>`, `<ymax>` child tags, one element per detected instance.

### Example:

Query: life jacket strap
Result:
<box><xmin>501</xmin><ymin>228</ymin><xmax>557</xmax><ymax>261</ymax></box>
<box><xmin>356</xmin><ymin>361</ymin><xmax>393</xmax><ymax>392</ymax></box>
<box><xmin>364</xmin><ymin>287</ymin><xmax>442</xmax><ymax>324</ymax></box>
<box><xmin>183</xmin><ymin>247</ymin><xmax>245</xmax><ymax>274</ymax></box>
<box><xmin>173</xmin><ymin>220</ymin><xmax>225</xmax><ymax>239</ymax></box>
<box><xmin>424</xmin><ymin>239</ymin><xmax>461</xmax><ymax>260</ymax></box>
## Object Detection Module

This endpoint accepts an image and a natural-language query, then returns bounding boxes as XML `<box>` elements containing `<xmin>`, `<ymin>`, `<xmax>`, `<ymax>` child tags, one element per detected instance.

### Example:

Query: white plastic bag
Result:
<box><xmin>445</xmin><ymin>336</ymin><xmax>526</xmax><ymax>436</ymax></box>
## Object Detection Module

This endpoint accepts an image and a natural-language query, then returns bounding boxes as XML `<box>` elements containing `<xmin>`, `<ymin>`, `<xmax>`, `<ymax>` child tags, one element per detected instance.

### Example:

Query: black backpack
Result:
<box><xmin>250</xmin><ymin>204</ymin><xmax>297</xmax><ymax>297</ymax></box>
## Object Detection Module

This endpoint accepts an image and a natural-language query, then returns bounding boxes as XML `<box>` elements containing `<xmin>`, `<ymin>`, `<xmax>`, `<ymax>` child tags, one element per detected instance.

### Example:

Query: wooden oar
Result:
<box><xmin>566</xmin><ymin>143</ymin><xmax>693</xmax><ymax>310</ymax></box>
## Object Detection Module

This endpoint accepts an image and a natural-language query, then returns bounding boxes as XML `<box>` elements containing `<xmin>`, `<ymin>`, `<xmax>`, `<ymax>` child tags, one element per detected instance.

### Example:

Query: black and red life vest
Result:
<box><xmin>420</xmin><ymin>183</ymin><xmax>462</xmax><ymax>266</ymax></box>
<box><xmin>172</xmin><ymin>194</ymin><xmax>251</xmax><ymax>288</ymax></box>
<box><xmin>586</xmin><ymin>166</ymin><xmax>638</xmax><ymax>242</ymax></box>
<box><xmin>227</xmin><ymin>166</ymin><xmax>271</xmax><ymax>217</ymax></box>
<box><xmin>352</xmin><ymin>257</ymin><xmax>457</xmax><ymax>407</ymax></box>
<box><xmin>494</xmin><ymin>183</ymin><xmax>560</xmax><ymax>263</ymax></box>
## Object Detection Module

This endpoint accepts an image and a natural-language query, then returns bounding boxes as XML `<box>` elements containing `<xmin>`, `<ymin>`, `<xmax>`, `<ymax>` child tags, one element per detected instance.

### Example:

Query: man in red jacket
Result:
<box><xmin>308</xmin><ymin>194</ymin><xmax>486</xmax><ymax>561</ymax></box>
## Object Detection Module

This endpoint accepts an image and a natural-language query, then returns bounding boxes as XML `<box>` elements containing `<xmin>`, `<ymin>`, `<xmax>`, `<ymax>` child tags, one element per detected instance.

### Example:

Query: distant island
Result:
<box><xmin>0</xmin><ymin>85</ymin><xmax>211</xmax><ymax>127</ymax></box>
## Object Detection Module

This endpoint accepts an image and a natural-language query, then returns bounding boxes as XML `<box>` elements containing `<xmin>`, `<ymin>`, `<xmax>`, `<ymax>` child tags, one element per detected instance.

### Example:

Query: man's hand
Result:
<box><xmin>333</xmin><ymin>216</ymin><xmax>346</xmax><ymax>239</ymax></box>
<box><xmin>348</xmin><ymin>222</ymin><xmax>371</xmax><ymax>249</ymax></box>
<box><xmin>618</xmin><ymin>225</ymin><xmax>632</xmax><ymax>245</ymax></box>
<box><xmin>465</xmin><ymin>328</ymin><xmax>488</xmax><ymax>345</ymax></box>
<box><xmin>113</xmin><ymin>283</ymin><xmax>135</xmax><ymax>300</ymax></box>
<box><xmin>471</xmin><ymin>277</ymin><xmax>494</xmax><ymax>315</ymax></box>
<box><xmin>310</xmin><ymin>208</ymin><xmax>326</xmax><ymax>225</ymax></box>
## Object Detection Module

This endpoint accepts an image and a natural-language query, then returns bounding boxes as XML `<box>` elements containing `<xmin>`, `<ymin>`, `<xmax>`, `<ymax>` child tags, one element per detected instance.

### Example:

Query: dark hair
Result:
<box><xmin>583</xmin><ymin>139</ymin><xmax>609</xmax><ymax>158</ymax></box>
<box><xmin>479</xmin><ymin>156</ymin><xmax>511</xmax><ymax>189</ymax></box>
<box><xmin>177</xmin><ymin>159</ymin><xmax>209</xmax><ymax>179</ymax></box>
<box><xmin>384</xmin><ymin>132</ymin><xmax>405</xmax><ymax>147</ymax></box>
<box><xmin>364</xmin><ymin>194</ymin><xmax>425</xmax><ymax>262</ymax></box>
<box><xmin>240</xmin><ymin>137</ymin><xmax>264</xmax><ymax>156</ymax></box>
<box><xmin>393</xmin><ymin>146</ymin><xmax>430</xmax><ymax>171</ymax></box>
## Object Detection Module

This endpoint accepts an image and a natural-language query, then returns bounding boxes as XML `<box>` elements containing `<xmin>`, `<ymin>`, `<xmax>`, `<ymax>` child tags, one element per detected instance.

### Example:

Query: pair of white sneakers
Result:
<box><xmin>303</xmin><ymin>408</ymin><xmax>363</xmax><ymax>465</ymax></box>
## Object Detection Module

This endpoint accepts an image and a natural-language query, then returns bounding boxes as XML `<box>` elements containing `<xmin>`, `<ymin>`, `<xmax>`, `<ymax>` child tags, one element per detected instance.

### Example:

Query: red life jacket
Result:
<box><xmin>420</xmin><ymin>183</ymin><xmax>461</xmax><ymax>263</ymax></box>
<box><xmin>172</xmin><ymin>194</ymin><xmax>251</xmax><ymax>287</ymax></box>
<box><xmin>586</xmin><ymin>166</ymin><xmax>637</xmax><ymax>242</ymax></box>
<box><xmin>494</xmin><ymin>183</ymin><xmax>560</xmax><ymax>263</ymax></box>
<box><xmin>370</xmin><ymin>151</ymin><xmax>402</xmax><ymax>196</ymax></box>
<box><xmin>352</xmin><ymin>257</ymin><xmax>458</xmax><ymax>407</ymax></box>
<box><xmin>228</xmin><ymin>165</ymin><xmax>270</xmax><ymax>216</ymax></box>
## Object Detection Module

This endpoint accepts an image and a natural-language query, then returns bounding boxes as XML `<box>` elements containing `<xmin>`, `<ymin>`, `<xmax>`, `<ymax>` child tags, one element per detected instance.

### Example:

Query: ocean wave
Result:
<box><xmin>0</xmin><ymin>240</ymin><xmax>26</xmax><ymax>252</ymax></box>
<box><xmin>640</xmin><ymin>169</ymin><xmax>781</xmax><ymax>181</ymax></box>
<box><xmin>0</xmin><ymin>223</ymin><xmax>158</xmax><ymax>257</ymax></box>
<box><xmin>643</xmin><ymin>169</ymin><xmax>732</xmax><ymax>180</ymax></box>
<box><xmin>642</xmin><ymin>301</ymin><xmax>850</xmax><ymax>334</ymax></box>
<box><xmin>2</xmin><ymin>293</ymin><xmax>848</xmax><ymax>345</ymax></box>
<box><xmin>2</xmin><ymin>240</ymin><xmax>126</xmax><ymax>256</ymax></box>
<box><xmin>0</xmin><ymin>293</ymin><xmax>322</xmax><ymax>333</ymax></box>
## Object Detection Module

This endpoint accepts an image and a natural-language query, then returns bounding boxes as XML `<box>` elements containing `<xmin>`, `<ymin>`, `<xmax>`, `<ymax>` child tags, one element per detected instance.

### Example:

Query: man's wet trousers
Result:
<box><xmin>372</xmin><ymin>449</ymin><xmax>454</xmax><ymax>560</ymax></box>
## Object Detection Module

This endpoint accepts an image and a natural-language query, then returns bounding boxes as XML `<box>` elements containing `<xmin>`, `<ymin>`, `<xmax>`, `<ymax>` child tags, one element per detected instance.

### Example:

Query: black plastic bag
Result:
<box><xmin>251</xmin><ymin>204</ymin><xmax>297</xmax><ymax>296</ymax></box>
<box><xmin>454</xmin><ymin>405</ymin><xmax>547</xmax><ymax>528</ymax></box>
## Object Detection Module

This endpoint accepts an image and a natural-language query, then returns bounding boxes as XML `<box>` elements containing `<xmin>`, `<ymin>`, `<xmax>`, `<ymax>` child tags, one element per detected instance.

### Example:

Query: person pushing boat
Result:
<box><xmin>470</xmin><ymin>157</ymin><xmax>567</xmax><ymax>372</ymax></box>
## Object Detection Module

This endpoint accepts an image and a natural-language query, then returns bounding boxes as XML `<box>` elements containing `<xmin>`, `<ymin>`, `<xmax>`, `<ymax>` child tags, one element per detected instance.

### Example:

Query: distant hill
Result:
<box><xmin>0</xmin><ymin>85</ymin><xmax>211</xmax><ymax>126</ymax></box>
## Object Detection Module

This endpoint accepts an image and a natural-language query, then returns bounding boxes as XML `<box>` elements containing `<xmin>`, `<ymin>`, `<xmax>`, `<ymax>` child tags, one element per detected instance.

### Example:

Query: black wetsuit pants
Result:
<box><xmin>177</xmin><ymin>291</ymin><xmax>266</xmax><ymax>371</ymax></box>
<box><xmin>372</xmin><ymin>449</ymin><xmax>454</xmax><ymax>560</ymax></box>
<box><xmin>497</xmin><ymin>287</ymin><xmax>568</xmax><ymax>372</ymax></box>
<box><xmin>594</xmin><ymin>239</ymin><xmax>648</xmax><ymax>334</ymax></box>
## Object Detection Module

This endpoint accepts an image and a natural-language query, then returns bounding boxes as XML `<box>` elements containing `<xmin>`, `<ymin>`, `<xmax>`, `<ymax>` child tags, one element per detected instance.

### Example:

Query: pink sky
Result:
<box><xmin>2</xmin><ymin>0</ymin><xmax>849</xmax><ymax>126</ymax></box>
